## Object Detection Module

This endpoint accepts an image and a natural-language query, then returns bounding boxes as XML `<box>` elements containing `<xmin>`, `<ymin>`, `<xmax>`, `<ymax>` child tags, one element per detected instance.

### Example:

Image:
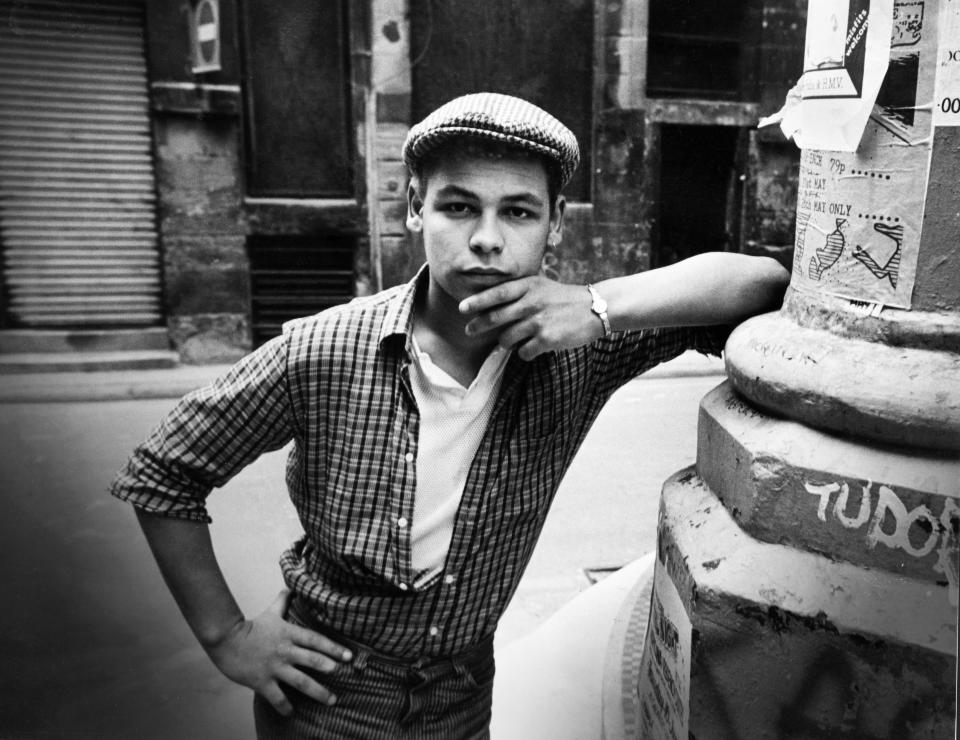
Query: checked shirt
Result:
<box><xmin>111</xmin><ymin>268</ymin><xmax>728</xmax><ymax>660</ymax></box>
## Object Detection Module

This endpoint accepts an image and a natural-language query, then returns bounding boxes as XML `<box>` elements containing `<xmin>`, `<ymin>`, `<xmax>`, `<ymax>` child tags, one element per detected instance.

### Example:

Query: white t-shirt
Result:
<box><xmin>408</xmin><ymin>334</ymin><xmax>511</xmax><ymax>587</ymax></box>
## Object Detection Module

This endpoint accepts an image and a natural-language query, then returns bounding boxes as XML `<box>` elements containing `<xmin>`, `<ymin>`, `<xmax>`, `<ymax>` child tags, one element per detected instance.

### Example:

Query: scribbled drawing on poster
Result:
<box><xmin>808</xmin><ymin>217</ymin><xmax>848</xmax><ymax>281</ymax></box>
<box><xmin>933</xmin><ymin>0</ymin><xmax>960</xmax><ymax>125</ymax></box>
<box><xmin>852</xmin><ymin>222</ymin><xmax>904</xmax><ymax>287</ymax></box>
<box><xmin>791</xmin><ymin>0</ymin><xmax>938</xmax><ymax>307</ymax></box>
<box><xmin>636</xmin><ymin>560</ymin><xmax>692</xmax><ymax>740</ymax></box>
<box><xmin>892</xmin><ymin>0</ymin><xmax>926</xmax><ymax>45</ymax></box>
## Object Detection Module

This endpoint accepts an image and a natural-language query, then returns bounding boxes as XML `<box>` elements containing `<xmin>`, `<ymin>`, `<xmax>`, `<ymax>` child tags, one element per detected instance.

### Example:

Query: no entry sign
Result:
<box><xmin>190</xmin><ymin>0</ymin><xmax>221</xmax><ymax>74</ymax></box>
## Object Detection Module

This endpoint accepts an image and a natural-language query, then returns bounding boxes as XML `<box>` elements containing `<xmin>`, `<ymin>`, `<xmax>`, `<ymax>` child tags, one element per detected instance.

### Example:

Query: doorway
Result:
<box><xmin>654</xmin><ymin>124</ymin><xmax>743</xmax><ymax>267</ymax></box>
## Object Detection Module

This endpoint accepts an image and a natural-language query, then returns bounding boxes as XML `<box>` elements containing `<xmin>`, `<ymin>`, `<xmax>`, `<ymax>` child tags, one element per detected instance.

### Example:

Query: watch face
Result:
<box><xmin>593</xmin><ymin>295</ymin><xmax>607</xmax><ymax>313</ymax></box>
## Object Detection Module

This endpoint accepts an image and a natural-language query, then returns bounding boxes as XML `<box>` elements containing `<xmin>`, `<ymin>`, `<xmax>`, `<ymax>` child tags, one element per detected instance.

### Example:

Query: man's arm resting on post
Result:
<box><xmin>460</xmin><ymin>252</ymin><xmax>790</xmax><ymax>358</ymax></box>
<box><xmin>135</xmin><ymin>509</ymin><xmax>353</xmax><ymax>715</ymax></box>
<box><xmin>597</xmin><ymin>252</ymin><xmax>789</xmax><ymax>331</ymax></box>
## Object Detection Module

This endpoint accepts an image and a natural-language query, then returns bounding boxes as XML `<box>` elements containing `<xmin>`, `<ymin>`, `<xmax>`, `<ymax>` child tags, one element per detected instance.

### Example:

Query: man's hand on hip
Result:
<box><xmin>459</xmin><ymin>276</ymin><xmax>604</xmax><ymax>361</ymax></box>
<box><xmin>205</xmin><ymin>589</ymin><xmax>353</xmax><ymax>716</ymax></box>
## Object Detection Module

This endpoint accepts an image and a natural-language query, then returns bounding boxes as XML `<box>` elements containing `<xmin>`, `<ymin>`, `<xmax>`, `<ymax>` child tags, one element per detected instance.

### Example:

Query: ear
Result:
<box><xmin>406</xmin><ymin>181</ymin><xmax>424</xmax><ymax>233</ymax></box>
<box><xmin>548</xmin><ymin>195</ymin><xmax>566</xmax><ymax>247</ymax></box>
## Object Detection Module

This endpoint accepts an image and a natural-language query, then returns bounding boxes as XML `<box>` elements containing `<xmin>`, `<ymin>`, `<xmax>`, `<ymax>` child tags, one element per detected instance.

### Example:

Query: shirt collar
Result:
<box><xmin>378</xmin><ymin>262</ymin><xmax>429</xmax><ymax>352</ymax></box>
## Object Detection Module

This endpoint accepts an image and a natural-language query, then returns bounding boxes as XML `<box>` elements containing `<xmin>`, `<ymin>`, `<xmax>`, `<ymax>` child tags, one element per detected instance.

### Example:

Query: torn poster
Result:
<box><xmin>791</xmin><ymin>0</ymin><xmax>938</xmax><ymax>307</ymax></box>
<box><xmin>793</xmin><ymin>0</ymin><xmax>895</xmax><ymax>150</ymax></box>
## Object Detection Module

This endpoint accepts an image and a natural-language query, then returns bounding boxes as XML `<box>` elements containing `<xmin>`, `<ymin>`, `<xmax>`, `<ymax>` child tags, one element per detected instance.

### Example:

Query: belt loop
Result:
<box><xmin>452</xmin><ymin>661</ymin><xmax>471</xmax><ymax>682</ymax></box>
<box><xmin>350</xmin><ymin>647</ymin><xmax>370</xmax><ymax>672</ymax></box>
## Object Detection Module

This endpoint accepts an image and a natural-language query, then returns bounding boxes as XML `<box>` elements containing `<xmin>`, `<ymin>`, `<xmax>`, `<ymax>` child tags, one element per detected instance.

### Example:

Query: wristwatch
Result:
<box><xmin>585</xmin><ymin>284</ymin><xmax>611</xmax><ymax>336</ymax></box>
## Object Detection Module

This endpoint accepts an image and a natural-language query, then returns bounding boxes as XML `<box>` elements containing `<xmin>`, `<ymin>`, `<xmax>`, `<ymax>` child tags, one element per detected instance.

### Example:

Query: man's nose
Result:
<box><xmin>469</xmin><ymin>212</ymin><xmax>504</xmax><ymax>254</ymax></box>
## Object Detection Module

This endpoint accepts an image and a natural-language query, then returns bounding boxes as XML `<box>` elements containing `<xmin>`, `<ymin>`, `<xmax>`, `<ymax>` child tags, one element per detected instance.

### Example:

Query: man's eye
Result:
<box><xmin>442</xmin><ymin>202</ymin><xmax>473</xmax><ymax>215</ymax></box>
<box><xmin>505</xmin><ymin>207</ymin><xmax>534</xmax><ymax>219</ymax></box>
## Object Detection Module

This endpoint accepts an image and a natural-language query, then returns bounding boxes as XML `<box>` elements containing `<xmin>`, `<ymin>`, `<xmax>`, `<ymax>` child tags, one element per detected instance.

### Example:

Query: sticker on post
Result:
<box><xmin>636</xmin><ymin>560</ymin><xmax>692</xmax><ymax>740</ymax></box>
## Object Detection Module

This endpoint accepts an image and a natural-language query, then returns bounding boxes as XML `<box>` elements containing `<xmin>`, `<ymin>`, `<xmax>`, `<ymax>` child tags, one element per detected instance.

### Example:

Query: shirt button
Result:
<box><xmin>404</xmin><ymin>452</ymin><xmax>414</xmax><ymax>463</ymax></box>
<box><xmin>443</xmin><ymin>574</ymin><xmax>456</xmax><ymax>585</ymax></box>
<box><xmin>429</xmin><ymin>626</ymin><xmax>440</xmax><ymax>637</ymax></box>
<box><xmin>398</xmin><ymin>582</ymin><xmax>409</xmax><ymax>591</ymax></box>
<box><xmin>397</xmin><ymin>517</ymin><xmax>408</xmax><ymax>528</ymax></box>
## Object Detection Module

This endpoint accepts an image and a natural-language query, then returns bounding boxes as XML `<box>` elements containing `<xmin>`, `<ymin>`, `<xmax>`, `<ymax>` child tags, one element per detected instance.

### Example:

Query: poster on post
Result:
<box><xmin>934</xmin><ymin>0</ymin><xmax>960</xmax><ymax>125</ymax></box>
<box><xmin>793</xmin><ymin>0</ymin><xmax>895</xmax><ymax>151</ymax></box>
<box><xmin>790</xmin><ymin>0</ymin><xmax>939</xmax><ymax>308</ymax></box>
<box><xmin>635</xmin><ymin>560</ymin><xmax>692</xmax><ymax>740</ymax></box>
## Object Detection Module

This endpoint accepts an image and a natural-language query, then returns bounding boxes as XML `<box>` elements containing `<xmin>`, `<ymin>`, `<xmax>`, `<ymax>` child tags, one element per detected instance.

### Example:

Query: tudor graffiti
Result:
<box><xmin>804</xmin><ymin>478</ymin><xmax>960</xmax><ymax>604</ymax></box>
<box><xmin>792</xmin><ymin>0</ymin><xmax>939</xmax><ymax>307</ymax></box>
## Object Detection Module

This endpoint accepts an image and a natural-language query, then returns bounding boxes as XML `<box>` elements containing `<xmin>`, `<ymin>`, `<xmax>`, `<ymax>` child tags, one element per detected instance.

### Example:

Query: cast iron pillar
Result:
<box><xmin>633</xmin><ymin>5</ymin><xmax>959</xmax><ymax>738</ymax></box>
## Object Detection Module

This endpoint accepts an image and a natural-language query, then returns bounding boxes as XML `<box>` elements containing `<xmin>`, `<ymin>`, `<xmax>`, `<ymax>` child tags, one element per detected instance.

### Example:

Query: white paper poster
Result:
<box><xmin>791</xmin><ymin>0</ymin><xmax>938</xmax><ymax>307</ymax></box>
<box><xmin>636</xmin><ymin>560</ymin><xmax>692</xmax><ymax>740</ymax></box>
<box><xmin>933</xmin><ymin>0</ymin><xmax>960</xmax><ymax>125</ymax></box>
<box><xmin>791</xmin><ymin>0</ymin><xmax>896</xmax><ymax>151</ymax></box>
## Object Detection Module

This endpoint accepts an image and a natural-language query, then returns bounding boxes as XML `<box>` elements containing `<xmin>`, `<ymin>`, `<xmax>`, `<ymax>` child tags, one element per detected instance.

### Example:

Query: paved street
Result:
<box><xmin>0</xmin><ymin>361</ymin><xmax>723</xmax><ymax>740</ymax></box>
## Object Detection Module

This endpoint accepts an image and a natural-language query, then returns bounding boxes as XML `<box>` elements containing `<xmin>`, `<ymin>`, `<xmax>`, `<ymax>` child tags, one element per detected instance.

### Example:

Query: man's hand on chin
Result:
<box><xmin>458</xmin><ymin>276</ymin><xmax>604</xmax><ymax>360</ymax></box>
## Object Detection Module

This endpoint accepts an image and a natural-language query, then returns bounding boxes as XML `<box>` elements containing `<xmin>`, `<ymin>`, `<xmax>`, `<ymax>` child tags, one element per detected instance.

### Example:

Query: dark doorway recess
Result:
<box><xmin>239</xmin><ymin>0</ymin><xmax>353</xmax><ymax>197</ymax></box>
<box><xmin>655</xmin><ymin>124</ymin><xmax>742</xmax><ymax>267</ymax></box>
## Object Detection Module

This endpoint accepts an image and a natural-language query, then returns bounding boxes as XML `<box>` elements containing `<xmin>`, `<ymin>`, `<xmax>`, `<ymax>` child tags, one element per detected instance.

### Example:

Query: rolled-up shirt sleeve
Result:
<box><xmin>587</xmin><ymin>323</ymin><xmax>734</xmax><ymax>397</ymax></box>
<box><xmin>109</xmin><ymin>334</ymin><xmax>296</xmax><ymax>523</ymax></box>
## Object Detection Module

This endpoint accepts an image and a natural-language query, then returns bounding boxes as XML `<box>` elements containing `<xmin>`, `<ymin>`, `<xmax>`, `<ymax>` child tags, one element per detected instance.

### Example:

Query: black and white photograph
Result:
<box><xmin>0</xmin><ymin>1</ymin><xmax>957</xmax><ymax>738</ymax></box>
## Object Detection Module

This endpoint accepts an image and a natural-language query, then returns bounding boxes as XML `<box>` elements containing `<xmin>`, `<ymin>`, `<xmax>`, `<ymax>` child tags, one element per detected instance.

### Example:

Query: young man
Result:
<box><xmin>112</xmin><ymin>93</ymin><xmax>789</xmax><ymax>738</ymax></box>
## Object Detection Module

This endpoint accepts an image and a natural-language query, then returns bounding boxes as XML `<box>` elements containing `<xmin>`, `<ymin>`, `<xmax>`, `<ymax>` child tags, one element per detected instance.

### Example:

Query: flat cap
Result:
<box><xmin>402</xmin><ymin>92</ymin><xmax>580</xmax><ymax>187</ymax></box>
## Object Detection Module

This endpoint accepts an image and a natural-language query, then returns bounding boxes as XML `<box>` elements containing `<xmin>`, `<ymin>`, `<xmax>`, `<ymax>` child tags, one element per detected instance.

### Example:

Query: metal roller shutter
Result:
<box><xmin>0</xmin><ymin>0</ymin><xmax>162</xmax><ymax>327</ymax></box>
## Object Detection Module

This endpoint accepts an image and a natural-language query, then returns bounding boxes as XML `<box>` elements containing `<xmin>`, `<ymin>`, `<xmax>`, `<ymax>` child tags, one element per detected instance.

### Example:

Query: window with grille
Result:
<box><xmin>647</xmin><ymin>0</ymin><xmax>756</xmax><ymax>101</ymax></box>
<box><xmin>247</xmin><ymin>234</ymin><xmax>354</xmax><ymax>346</ymax></box>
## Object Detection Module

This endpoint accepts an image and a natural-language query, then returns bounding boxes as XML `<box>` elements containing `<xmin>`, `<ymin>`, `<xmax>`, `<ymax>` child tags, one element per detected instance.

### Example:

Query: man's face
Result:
<box><xmin>406</xmin><ymin>152</ymin><xmax>564</xmax><ymax>306</ymax></box>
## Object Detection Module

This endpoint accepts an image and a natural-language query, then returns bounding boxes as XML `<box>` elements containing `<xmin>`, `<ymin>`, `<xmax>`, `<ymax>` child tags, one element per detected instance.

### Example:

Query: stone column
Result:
<box><xmin>633</xmin><ymin>4</ymin><xmax>959</xmax><ymax>737</ymax></box>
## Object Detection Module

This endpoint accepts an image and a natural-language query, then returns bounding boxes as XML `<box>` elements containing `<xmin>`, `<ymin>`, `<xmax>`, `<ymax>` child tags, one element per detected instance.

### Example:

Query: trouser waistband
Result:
<box><xmin>287</xmin><ymin>597</ymin><xmax>494</xmax><ymax>674</ymax></box>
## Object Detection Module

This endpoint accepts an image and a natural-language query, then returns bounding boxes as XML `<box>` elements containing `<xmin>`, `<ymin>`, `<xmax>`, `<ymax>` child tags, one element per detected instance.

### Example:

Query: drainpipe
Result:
<box><xmin>365</xmin><ymin>83</ymin><xmax>383</xmax><ymax>294</ymax></box>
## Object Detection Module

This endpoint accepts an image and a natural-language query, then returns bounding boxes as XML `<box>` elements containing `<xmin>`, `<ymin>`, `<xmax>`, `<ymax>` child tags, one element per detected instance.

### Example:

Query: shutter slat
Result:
<box><xmin>0</xmin><ymin>189</ymin><xmax>156</xmax><ymax>200</ymax></box>
<box><xmin>4</xmin><ymin>238</ymin><xmax>158</xmax><ymax>248</ymax></box>
<box><xmin>0</xmin><ymin>0</ymin><xmax>162</xmax><ymax>328</ymax></box>
<box><xmin>0</xmin><ymin>117</ymin><xmax>150</xmax><ymax>132</ymax></box>
<box><xmin>5</xmin><ymin>249</ymin><xmax>160</xmax><ymax>258</ymax></box>
<box><xmin>4</xmin><ymin>0</ymin><xmax>141</xmax><ymax>20</ymax></box>
<box><xmin>9</xmin><ymin>279</ymin><xmax>161</xmax><ymax>288</ymax></box>
<box><xmin>0</xmin><ymin>26</ymin><xmax>144</xmax><ymax>48</ymax></box>
<box><xmin>6</xmin><ymin>258</ymin><xmax>158</xmax><ymax>267</ymax></box>
<box><xmin>0</xmin><ymin>45</ymin><xmax>146</xmax><ymax>68</ymax></box>
<box><xmin>0</xmin><ymin>67</ymin><xmax>148</xmax><ymax>85</ymax></box>
<box><xmin>0</xmin><ymin>161</ymin><xmax>154</xmax><ymax>173</ymax></box>
<box><xmin>13</xmin><ymin>316</ymin><xmax>163</xmax><ymax>324</ymax></box>
<box><xmin>3</xmin><ymin>218</ymin><xmax>155</xmax><ymax>228</ymax></box>
<box><xmin>0</xmin><ymin>150</ymin><xmax>152</xmax><ymax>164</ymax></box>
<box><xmin>0</xmin><ymin>89</ymin><xmax>149</xmax><ymax>107</ymax></box>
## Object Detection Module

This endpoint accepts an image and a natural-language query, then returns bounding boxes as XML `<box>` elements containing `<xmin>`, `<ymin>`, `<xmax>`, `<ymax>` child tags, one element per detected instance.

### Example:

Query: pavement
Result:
<box><xmin>490</xmin><ymin>553</ymin><xmax>656</xmax><ymax>739</ymax></box>
<box><xmin>0</xmin><ymin>350</ymin><xmax>725</xmax><ymax>739</ymax></box>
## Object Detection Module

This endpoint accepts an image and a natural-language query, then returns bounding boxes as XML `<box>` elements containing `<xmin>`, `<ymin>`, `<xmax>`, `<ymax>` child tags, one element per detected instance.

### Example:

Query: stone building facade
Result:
<box><xmin>0</xmin><ymin>0</ymin><xmax>805</xmax><ymax>365</ymax></box>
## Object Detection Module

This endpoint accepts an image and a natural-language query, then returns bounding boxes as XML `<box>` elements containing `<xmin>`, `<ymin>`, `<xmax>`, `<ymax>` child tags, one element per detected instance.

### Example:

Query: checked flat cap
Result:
<box><xmin>402</xmin><ymin>92</ymin><xmax>580</xmax><ymax>187</ymax></box>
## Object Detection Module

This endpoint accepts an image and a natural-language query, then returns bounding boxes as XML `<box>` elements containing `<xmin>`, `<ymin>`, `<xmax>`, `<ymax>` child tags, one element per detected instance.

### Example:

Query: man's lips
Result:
<box><xmin>460</xmin><ymin>268</ymin><xmax>512</xmax><ymax>281</ymax></box>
